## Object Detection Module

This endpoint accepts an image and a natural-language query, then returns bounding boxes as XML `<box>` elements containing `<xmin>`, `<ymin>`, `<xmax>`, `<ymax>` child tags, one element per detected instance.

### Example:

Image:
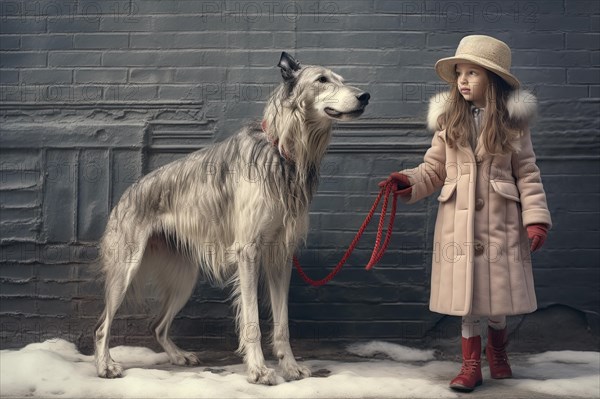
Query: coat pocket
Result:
<box><xmin>491</xmin><ymin>179</ymin><xmax>521</xmax><ymax>202</ymax></box>
<box><xmin>437</xmin><ymin>182</ymin><xmax>457</xmax><ymax>202</ymax></box>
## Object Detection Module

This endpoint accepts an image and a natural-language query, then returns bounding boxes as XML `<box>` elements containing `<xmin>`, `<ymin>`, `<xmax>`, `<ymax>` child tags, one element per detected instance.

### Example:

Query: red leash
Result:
<box><xmin>292</xmin><ymin>180</ymin><xmax>398</xmax><ymax>286</ymax></box>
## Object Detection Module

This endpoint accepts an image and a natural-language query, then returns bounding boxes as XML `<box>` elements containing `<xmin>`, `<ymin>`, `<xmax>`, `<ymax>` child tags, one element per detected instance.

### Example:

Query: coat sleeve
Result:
<box><xmin>399</xmin><ymin>130</ymin><xmax>447</xmax><ymax>204</ymax></box>
<box><xmin>511</xmin><ymin>129</ymin><xmax>552</xmax><ymax>229</ymax></box>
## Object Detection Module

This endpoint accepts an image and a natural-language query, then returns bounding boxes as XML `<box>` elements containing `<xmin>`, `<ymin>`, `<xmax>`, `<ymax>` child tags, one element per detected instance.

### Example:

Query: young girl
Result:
<box><xmin>381</xmin><ymin>35</ymin><xmax>552</xmax><ymax>392</ymax></box>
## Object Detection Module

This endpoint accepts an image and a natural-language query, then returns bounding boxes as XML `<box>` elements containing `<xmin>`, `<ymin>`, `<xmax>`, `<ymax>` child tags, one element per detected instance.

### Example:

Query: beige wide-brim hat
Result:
<box><xmin>435</xmin><ymin>35</ymin><xmax>520</xmax><ymax>88</ymax></box>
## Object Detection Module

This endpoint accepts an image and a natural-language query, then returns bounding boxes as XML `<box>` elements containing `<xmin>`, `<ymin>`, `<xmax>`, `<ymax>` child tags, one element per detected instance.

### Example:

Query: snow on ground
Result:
<box><xmin>505</xmin><ymin>351</ymin><xmax>600</xmax><ymax>398</ymax></box>
<box><xmin>1</xmin><ymin>339</ymin><xmax>599</xmax><ymax>398</ymax></box>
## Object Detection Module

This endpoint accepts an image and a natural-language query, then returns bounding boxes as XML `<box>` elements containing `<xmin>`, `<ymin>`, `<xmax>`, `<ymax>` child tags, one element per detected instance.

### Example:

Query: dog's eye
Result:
<box><xmin>317</xmin><ymin>76</ymin><xmax>328</xmax><ymax>83</ymax></box>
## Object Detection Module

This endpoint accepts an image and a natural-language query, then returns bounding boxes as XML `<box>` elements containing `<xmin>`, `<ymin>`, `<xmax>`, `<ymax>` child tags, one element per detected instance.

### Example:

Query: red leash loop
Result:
<box><xmin>292</xmin><ymin>181</ymin><xmax>398</xmax><ymax>286</ymax></box>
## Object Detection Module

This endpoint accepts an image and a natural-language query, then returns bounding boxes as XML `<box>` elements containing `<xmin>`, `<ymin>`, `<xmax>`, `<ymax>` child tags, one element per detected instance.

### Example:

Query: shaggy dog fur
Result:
<box><xmin>94</xmin><ymin>52</ymin><xmax>370</xmax><ymax>385</ymax></box>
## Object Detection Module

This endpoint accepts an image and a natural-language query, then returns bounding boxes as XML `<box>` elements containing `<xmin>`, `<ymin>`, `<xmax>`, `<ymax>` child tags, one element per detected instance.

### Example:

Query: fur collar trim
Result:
<box><xmin>427</xmin><ymin>90</ymin><xmax>537</xmax><ymax>131</ymax></box>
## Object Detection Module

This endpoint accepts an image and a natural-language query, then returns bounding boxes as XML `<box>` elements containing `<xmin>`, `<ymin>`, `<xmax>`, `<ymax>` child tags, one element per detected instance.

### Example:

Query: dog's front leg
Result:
<box><xmin>237</xmin><ymin>248</ymin><xmax>277</xmax><ymax>385</ymax></box>
<box><xmin>267</xmin><ymin>261</ymin><xmax>311</xmax><ymax>380</ymax></box>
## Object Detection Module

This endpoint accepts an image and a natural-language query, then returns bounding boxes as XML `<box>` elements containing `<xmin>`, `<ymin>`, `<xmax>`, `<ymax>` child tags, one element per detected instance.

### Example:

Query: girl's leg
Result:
<box><xmin>488</xmin><ymin>315</ymin><xmax>506</xmax><ymax>330</ymax></box>
<box><xmin>450</xmin><ymin>316</ymin><xmax>483</xmax><ymax>392</ymax></box>
<box><xmin>486</xmin><ymin>315</ymin><xmax>513</xmax><ymax>379</ymax></box>
<box><xmin>462</xmin><ymin>315</ymin><xmax>482</xmax><ymax>338</ymax></box>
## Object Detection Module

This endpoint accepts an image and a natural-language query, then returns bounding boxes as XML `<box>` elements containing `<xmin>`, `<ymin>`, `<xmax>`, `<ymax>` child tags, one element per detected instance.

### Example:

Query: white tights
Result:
<box><xmin>462</xmin><ymin>316</ymin><xmax>507</xmax><ymax>338</ymax></box>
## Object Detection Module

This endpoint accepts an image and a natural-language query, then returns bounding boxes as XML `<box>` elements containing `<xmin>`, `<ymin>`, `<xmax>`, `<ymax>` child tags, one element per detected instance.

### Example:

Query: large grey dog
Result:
<box><xmin>94</xmin><ymin>52</ymin><xmax>370</xmax><ymax>385</ymax></box>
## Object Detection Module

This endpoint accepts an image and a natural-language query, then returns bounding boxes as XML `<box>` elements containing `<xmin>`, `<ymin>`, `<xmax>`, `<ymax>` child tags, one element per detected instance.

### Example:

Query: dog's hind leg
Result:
<box><xmin>94</xmin><ymin>226</ymin><xmax>149</xmax><ymax>378</ymax></box>
<box><xmin>234</xmin><ymin>243</ymin><xmax>277</xmax><ymax>385</ymax></box>
<box><xmin>150</xmin><ymin>248</ymin><xmax>200</xmax><ymax>366</ymax></box>
<box><xmin>265</xmin><ymin>259</ymin><xmax>311</xmax><ymax>381</ymax></box>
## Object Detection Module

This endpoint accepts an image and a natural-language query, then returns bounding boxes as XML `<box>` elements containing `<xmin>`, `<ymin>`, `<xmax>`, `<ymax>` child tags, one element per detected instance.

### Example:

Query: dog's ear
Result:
<box><xmin>277</xmin><ymin>52</ymin><xmax>301</xmax><ymax>82</ymax></box>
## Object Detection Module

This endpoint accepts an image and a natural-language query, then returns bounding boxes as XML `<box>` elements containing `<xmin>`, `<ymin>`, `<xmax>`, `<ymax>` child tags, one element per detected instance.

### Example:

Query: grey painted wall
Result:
<box><xmin>1</xmin><ymin>0</ymin><xmax>598</xmax><ymax>352</ymax></box>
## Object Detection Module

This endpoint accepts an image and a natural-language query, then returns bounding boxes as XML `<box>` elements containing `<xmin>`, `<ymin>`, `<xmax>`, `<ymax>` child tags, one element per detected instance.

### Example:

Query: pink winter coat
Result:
<box><xmin>400</xmin><ymin>91</ymin><xmax>552</xmax><ymax>317</ymax></box>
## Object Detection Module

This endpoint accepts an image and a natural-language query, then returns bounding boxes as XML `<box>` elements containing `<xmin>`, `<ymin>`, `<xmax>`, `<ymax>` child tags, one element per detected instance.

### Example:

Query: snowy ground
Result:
<box><xmin>1</xmin><ymin>339</ymin><xmax>599</xmax><ymax>398</ymax></box>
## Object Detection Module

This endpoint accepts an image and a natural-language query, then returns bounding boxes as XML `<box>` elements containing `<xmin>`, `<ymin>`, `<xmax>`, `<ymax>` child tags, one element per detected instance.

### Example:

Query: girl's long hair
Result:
<box><xmin>439</xmin><ymin>70</ymin><xmax>522</xmax><ymax>154</ymax></box>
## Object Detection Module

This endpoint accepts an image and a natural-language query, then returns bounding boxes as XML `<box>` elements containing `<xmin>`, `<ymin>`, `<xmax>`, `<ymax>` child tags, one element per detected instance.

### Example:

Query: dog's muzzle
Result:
<box><xmin>324</xmin><ymin>91</ymin><xmax>371</xmax><ymax>119</ymax></box>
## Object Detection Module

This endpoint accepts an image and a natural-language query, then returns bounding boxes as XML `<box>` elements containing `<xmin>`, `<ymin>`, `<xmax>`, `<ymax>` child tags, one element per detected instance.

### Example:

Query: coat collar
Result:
<box><xmin>427</xmin><ymin>90</ymin><xmax>537</xmax><ymax>132</ymax></box>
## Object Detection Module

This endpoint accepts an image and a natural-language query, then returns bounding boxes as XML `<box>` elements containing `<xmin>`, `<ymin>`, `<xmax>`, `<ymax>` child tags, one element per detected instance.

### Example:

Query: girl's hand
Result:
<box><xmin>527</xmin><ymin>224</ymin><xmax>548</xmax><ymax>252</ymax></box>
<box><xmin>378</xmin><ymin>172</ymin><xmax>412</xmax><ymax>197</ymax></box>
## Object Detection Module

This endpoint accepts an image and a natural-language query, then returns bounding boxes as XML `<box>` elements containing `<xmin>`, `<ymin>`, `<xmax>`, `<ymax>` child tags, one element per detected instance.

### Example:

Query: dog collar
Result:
<box><xmin>261</xmin><ymin>120</ymin><xmax>293</xmax><ymax>162</ymax></box>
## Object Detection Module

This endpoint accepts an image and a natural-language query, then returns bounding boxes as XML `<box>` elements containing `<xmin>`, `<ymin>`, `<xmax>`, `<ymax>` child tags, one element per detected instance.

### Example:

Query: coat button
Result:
<box><xmin>476</xmin><ymin>198</ymin><xmax>485</xmax><ymax>210</ymax></box>
<box><xmin>474</xmin><ymin>241</ymin><xmax>485</xmax><ymax>255</ymax></box>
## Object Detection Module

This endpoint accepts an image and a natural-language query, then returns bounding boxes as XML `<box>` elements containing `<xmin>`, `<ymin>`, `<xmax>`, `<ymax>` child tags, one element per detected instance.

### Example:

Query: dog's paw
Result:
<box><xmin>170</xmin><ymin>351</ymin><xmax>200</xmax><ymax>367</ymax></box>
<box><xmin>247</xmin><ymin>366</ymin><xmax>278</xmax><ymax>385</ymax></box>
<box><xmin>282</xmin><ymin>362</ymin><xmax>311</xmax><ymax>381</ymax></box>
<box><xmin>97</xmin><ymin>361</ymin><xmax>123</xmax><ymax>378</ymax></box>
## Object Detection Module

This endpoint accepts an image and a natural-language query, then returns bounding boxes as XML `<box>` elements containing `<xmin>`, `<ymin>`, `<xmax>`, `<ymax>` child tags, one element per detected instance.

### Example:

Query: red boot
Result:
<box><xmin>449</xmin><ymin>336</ymin><xmax>483</xmax><ymax>392</ymax></box>
<box><xmin>486</xmin><ymin>326</ymin><xmax>513</xmax><ymax>379</ymax></box>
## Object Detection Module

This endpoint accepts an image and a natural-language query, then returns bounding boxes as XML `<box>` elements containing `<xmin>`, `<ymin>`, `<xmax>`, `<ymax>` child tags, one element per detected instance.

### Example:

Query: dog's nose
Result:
<box><xmin>357</xmin><ymin>92</ymin><xmax>370</xmax><ymax>106</ymax></box>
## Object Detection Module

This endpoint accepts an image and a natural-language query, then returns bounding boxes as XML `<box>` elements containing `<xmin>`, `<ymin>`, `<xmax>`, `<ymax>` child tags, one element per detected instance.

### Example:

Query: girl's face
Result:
<box><xmin>455</xmin><ymin>63</ymin><xmax>489</xmax><ymax>108</ymax></box>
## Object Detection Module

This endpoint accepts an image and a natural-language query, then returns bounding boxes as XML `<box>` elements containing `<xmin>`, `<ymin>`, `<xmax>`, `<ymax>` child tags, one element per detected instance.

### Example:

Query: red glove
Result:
<box><xmin>527</xmin><ymin>224</ymin><xmax>548</xmax><ymax>252</ymax></box>
<box><xmin>378</xmin><ymin>172</ymin><xmax>412</xmax><ymax>198</ymax></box>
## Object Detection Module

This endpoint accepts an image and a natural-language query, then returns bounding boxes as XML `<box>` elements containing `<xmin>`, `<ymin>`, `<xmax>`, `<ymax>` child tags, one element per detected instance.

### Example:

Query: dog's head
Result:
<box><xmin>277</xmin><ymin>52</ymin><xmax>370</xmax><ymax>121</ymax></box>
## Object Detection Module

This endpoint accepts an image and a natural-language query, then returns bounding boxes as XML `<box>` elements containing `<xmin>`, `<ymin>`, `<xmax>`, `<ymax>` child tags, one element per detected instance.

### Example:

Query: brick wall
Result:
<box><xmin>1</xmin><ymin>0</ymin><xmax>598</xmax><ymax>352</ymax></box>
